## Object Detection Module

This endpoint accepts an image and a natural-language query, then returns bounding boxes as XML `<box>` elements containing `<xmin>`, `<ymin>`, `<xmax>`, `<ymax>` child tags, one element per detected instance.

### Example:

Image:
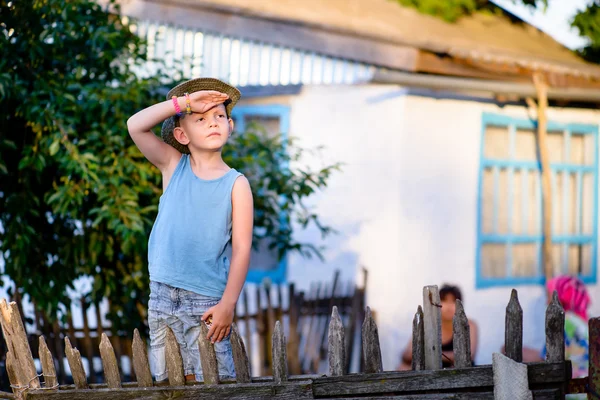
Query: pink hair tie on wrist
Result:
<box><xmin>172</xmin><ymin>96</ymin><xmax>183</xmax><ymax>117</ymax></box>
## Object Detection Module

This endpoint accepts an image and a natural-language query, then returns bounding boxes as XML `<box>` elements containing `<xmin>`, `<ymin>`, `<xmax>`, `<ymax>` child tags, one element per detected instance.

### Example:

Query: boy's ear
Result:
<box><xmin>228</xmin><ymin>117</ymin><xmax>234</xmax><ymax>136</ymax></box>
<box><xmin>173</xmin><ymin>126</ymin><xmax>190</xmax><ymax>146</ymax></box>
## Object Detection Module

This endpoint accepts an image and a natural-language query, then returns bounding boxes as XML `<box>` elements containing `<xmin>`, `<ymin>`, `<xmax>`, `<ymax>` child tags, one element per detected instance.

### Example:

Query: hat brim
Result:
<box><xmin>161</xmin><ymin>78</ymin><xmax>241</xmax><ymax>154</ymax></box>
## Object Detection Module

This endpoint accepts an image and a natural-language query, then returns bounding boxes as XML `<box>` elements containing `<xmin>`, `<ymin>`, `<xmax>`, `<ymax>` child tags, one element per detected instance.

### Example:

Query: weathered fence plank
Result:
<box><xmin>505</xmin><ymin>289</ymin><xmax>523</xmax><ymax>362</ymax></box>
<box><xmin>230</xmin><ymin>323</ymin><xmax>251</xmax><ymax>383</ymax></box>
<box><xmin>164</xmin><ymin>327</ymin><xmax>185</xmax><ymax>386</ymax></box>
<box><xmin>287</xmin><ymin>283</ymin><xmax>302</xmax><ymax>376</ymax></box>
<box><xmin>99</xmin><ymin>333</ymin><xmax>122</xmax><ymax>388</ymax></box>
<box><xmin>39</xmin><ymin>336</ymin><xmax>58</xmax><ymax>389</ymax></box>
<box><xmin>198</xmin><ymin>322</ymin><xmax>219</xmax><ymax>384</ymax></box>
<box><xmin>412</xmin><ymin>306</ymin><xmax>425</xmax><ymax>371</ymax></box>
<box><xmin>328</xmin><ymin>306</ymin><xmax>345</xmax><ymax>376</ymax></box>
<box><xmin>64</xmin><ymin>337</ymin><xmax>89</xmax><ymax>390</ymax></box>
<box><xmin>361</xmin><ymin>306</ymin><xmax>382</xmax><ymax>374</ymax></box>
<box><xmin>131</xmin><ymin>328</ymin><xmax>153</xmax><ymax>388</ymax></box>
<box><xmin>5</xmin><ymin>351</ymin><xmax>22</xmax><ymax>397</ymax></box>
<box><xmin>590</xmin><ymin>317</ymin><xmax>600</xmax><ymax>399</ymax></box>
<box><xmin>0</xmin><ymin>300</ymin><xmax>41</xmax><ymax>390</ymax></box>
<box><xmin>308</xmin><ymin>390</ymin><xmax>561</xmax><ymax>400</ymax></box>
<box><xmin>452</xmin><ymin>299</ymin><xmax>471</xmax><ymax>368</ymax></box>
<box><xmin>273</xmin><ymin>320</ymin><xmax>289</xmax><ymax>384</ymax></box>
<box><xmin>25</xmin><ymin>380</ymin><xmax>315</xmax><ymax>400</ymax></box>
<box><xmin>422</xmin><ymin>286</ymin><xmax>442</xmax><ymax>370</ymax></box>
<box><xmin>545</xmin><ymin>291</ymin><xmax>565</xmax><ymax>363</ymax></box>
<box><xmin>312</xmin><ymin>362</ymin><xmax>568</xmax><ymax>397</ymax></box>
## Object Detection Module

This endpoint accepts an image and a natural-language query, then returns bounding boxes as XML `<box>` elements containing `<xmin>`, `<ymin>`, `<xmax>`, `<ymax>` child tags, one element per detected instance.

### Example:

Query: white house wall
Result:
<box><xmin>277</xmin><ymin>84</ymin><xmax>600</xmax><ymax>371</ymax></box>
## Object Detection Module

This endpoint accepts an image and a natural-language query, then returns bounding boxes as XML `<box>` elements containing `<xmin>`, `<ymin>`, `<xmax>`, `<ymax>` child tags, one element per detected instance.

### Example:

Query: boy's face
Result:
<box><xmin>173</xmin><ymin>103</ymin><xmax>234</xmax><ymax>152</ymax></box>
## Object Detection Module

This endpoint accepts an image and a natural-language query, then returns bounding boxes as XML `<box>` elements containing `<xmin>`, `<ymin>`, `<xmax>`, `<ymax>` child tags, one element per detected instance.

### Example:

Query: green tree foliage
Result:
<box><xmin>393</xmin><ymin>0</ymin><xmax>547</xmax><ymax>23</ymax></box>
<box><xmin>0</xmin><ymin>0</ymin><xmax>338</xmax><ymax>332</ymax></box>
<box><xmin>571</xmin><ymin>2</ymin><xmax>600</xmax><ymax>63</ymax></box>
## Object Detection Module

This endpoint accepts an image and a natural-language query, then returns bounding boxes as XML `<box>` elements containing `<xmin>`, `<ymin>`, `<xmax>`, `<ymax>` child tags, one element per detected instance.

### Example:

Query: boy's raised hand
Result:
<box><xmin>188</xmin><ymin>90</ymin><xmax>229</xmax><ymax>114</ymax></box>
<box><xmin>201</xmin><ymin>301</ymin><xmax>235</xmax><ymax>343</ymax></box>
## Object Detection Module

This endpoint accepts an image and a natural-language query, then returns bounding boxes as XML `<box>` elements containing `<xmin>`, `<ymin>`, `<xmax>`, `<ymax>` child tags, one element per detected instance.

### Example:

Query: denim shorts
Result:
<box><xmin>147</xmin><ymin>281</ymin><xmax>236</xmax><ymax>381</ymax></box>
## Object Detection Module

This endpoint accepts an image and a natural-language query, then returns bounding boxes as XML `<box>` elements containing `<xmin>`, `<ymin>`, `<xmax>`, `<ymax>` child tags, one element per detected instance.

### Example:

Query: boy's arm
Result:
<box><xmin>126</xmin><ymin>97</ymin><xmax>186</xmax><ymax>172</ymax></box>
<box><xmin>203</xmin><ymin>176</ymin><xmax>254</xmax><ymax>342</ymax></box>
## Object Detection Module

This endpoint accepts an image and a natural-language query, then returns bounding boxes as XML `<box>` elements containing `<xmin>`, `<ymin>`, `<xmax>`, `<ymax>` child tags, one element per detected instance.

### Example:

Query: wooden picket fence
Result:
<box><xmin>3</xmin><ymin>270</ymin><xmax>366</xmax><ymax>386</ymax></box>
<box><xmin>0</xmin><ymin>285</ymin><xmax>597</xmax><ymax>399</ymax></box>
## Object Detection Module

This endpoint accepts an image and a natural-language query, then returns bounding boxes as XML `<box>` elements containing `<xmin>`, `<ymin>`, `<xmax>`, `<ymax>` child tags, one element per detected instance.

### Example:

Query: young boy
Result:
<box><xmin>127</xmin><ymin>78</ymin><xmax>254</xmax><ymax>381</ymax></box>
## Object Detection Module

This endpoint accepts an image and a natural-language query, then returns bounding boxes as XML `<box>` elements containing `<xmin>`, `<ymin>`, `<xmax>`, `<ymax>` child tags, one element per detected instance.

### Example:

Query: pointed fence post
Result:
<box><xmin>198</xmin><ymin>323</ymin><xmax>219</xmax><ymax>385</ymax></box>
<box><xmin>100</xmin><ymin>333</ymin><xmax>122</xmax><ymax>388</ymax></box>
<box><xmin>230</xmin><ymin>323</ymin><xmax>251</xmax><ymax>383</ymax></box>
<box><xmin>423</xmin><ymin>286</ymin><xmax>442</xmax><ymax>370</ymax></box>
<box><xmin>272</xmin><ymin>320</ymin><xmax>288</xmax><ymax>384</ymax></box>
<box><xmin>165</xmin><ymin>327</ymin><xmax>185</xmax><ymax>386</ymax></box>
<box><xmin>505</xmin><ymin>289</ymin><xmax>523</xmax><ymax>362</ymax></box>
<box><xmin>132</xmin><ymin>329</ymin><xmax>153</xmax><ymax>387</ymax></box>
<box><xmin>0</xmin><ymin>300</ymin><xmax>41</xmax><ymax>390</ymax></box>
<box><xmin>362</xmin><ymin>307</ymin><xmax>382</xmax><ymax>374</ymax></box>
<box><xmin>545</xmin><ymin>291</ymin><xmax>565</xmax><ymax>362</ymax></box>
<box><xmin>452</xmin><ymin>299</ymin><xmax>471</xmax><ymax>368</ymax></box>
<box><xmin>412</xmin><ymin>306</ymin><xmax>425</xmax><ymax>371</ymax></box>
<box><xmin>64</xmin><ymin>337</ymin><xmax>89</xmax><ymax>389</ymax></box>
<box><xmin>328</xmin><ymin>306</ymin><xmax>345</xmax><ymax>376</ymax></box>
<box><xmin>39</xmin><ymin>336</ymin><xmax>58</xmax><ymax>389</ymax></box>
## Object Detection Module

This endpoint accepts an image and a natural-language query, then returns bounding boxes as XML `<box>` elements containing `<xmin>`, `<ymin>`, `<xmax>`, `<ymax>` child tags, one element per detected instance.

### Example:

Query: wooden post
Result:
<box><xmin>320</xmin><ymin>270</ymin><xmax>340</xmax><ymax>359</ymax></box>
<box><xmin>255</xmin><ymin>284</ymin><xmax>267</xmax><ymax>376</ymax></box>
<box><xmin>99</xmin><ymin>333</ymin><xmax>122</xmax><ymax>388</ymax></box>
<box><xmin>0</xmin><ymin>299</ymin><xmax>41</xmax><ymax>389</ymax></box>
<box><xmin>452</xmin><ymin>299</ymin><xmax>471</xmax><ymax>368</ymax></box>
<box><xmin>361</xmin><ymin>307</ymin><xmax>382</xmax><ymax>374</ymax></box>
<box><xmin>423</xmin><ymin>286</ymin><xmax>442</xmax><ymax>370</ymax></box>
<box><xmin>412</xmin><ymin>306</ymin><xmax>425</xmax><ymax>370</ymax></box>
<box><xmin>242</xmin><ymin>287</ymin><xmax>252</xmax><ymax>367</ymax></box>
<box><xmin>6</xmin><ymin>350</ymin><xmax>23</xmax><ymax>398</ymax></box>
<box><xmin>505</xmin><ymin>289</ymin><xmax>523</xmax><ymax>362</ymax></box>
<box><xmin>272</xmin><ymin>320</ymin><xmax>288</xmax><ymax>384</ymax></box>
<box><xmin>346</xmin><ymin>285</ymin><xmax>360</xmax><ymax>374</ymax></box>
<box><xmin>545</xmin><ymin>291</ymin><xmax>565</xmax><ymax>362</ymax></box>
<box><xmin>198</xmin><ymin>323</ymin><xmax>219</xmax><ymax>385</ymax></box>
<box><xmin>328</xmin><ymin>306</ymin><xmax>345</xmax><ymax>376</ymax></box>
<box><xmin>265</xmin><ymin>281</ymin><xmax>276</xmax><ymax>375</ymax></box>
<box><xmin>589</xmin><ymin>317</ymin><xmax>600</xmax><ymax>398</ymax></box>
<box><xmin>80</xmin><ymin>299</ymin><xmax>97</xmax><ymax>384</ymax></box>
<box><xmin>64</xmin><ymin>337</ymin><xmax>89</xmax><ymax>389</ymax></box>
<box><xmin>51</xmin><ymin>319</ymin><xmax>66</xmax><ymax>384</ymax></box>
<box><xmin>164</xmin><ymin>327</ymin><xmax>185</xmax><ymax>386</ymax></box>
<box><xmin>39</xmin><ymin>336</ymin><xmax>58</xmax><ymax>389</ymax></box>
<box><xmin>287</xmin><ymin>283</ymin><xmax>302</xmax><ymax>375</ymax></box>
<box><xmin>131</xmin><ymin>328</ymin><xmax>153</xmax><ymax>388</ymax></box>
<box><xmin>528</xmin><ymin>72</ymin><xmax>553</xmax><ymax>281</ymax></box>
<box><xmin>230</xmin><ymin>323</ymin><xmax>251</xmax><ymax>383</ymax></box>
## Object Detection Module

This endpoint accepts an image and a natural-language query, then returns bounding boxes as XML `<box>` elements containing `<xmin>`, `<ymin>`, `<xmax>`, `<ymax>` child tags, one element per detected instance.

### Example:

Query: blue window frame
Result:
<box><xmin>476</xmin><ymin>113</ymin><xmax>599</xmax><ymax>288</ymax></box>
<box><xmin>231</xmin><ymin>105</ymin><xmax>291</xmax><ymax>284</ymax></box>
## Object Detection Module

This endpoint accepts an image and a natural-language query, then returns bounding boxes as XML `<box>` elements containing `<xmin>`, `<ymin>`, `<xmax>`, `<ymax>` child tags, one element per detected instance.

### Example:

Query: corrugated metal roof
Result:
<box><xmin>180</xmin><ymin>0</ymin><xmax>600</xmax><ymax>79</ymax></box>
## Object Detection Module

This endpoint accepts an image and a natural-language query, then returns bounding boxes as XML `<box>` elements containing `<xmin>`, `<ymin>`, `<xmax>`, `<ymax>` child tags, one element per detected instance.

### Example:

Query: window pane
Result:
<box><xmin>245</xmin><ymin>116</ymin><xmax>281</xmax><ymax>138</ymax></box>
<box><xmin>570</xmin><ymin>134</ymin><xmax>595</xmax><ymax>165</ymax></box>
<box><xmin>512</xmin><ymin>243</ymin><xmax>537</xmax><ymax>277</ymax></box>
<box><xmin>497</xmin><ymin>168</ymin><xmax>509</xmax><ymax>234</ymax></box>
<box><xmin>582</xmin><ymin>173</ymin><xmax>594</xmax><ymax>235</ymax></box>
<box><xmin>551</xmin><ymin>171</ymin><xmax>563</xmax><ymax>235</ymax></box>
<box><xmin>482</xmin><ymin>168</ymin><xmax>495</xmax><ymax>234</ymax></box>
<box><xmin>526</xmin><ymin>170</ymin><xmax>541</xmax><ymax>235</ymax></box>
<box><xmin>551</xmin><ymin>243</ymin><xmax>563</xmax><ymax>276</ymax></box>
<box><xmin>567</xmin><ymin>173</ymin><xmax>578</xmax><ymax>235</ymax></box>
<box><xmin>581</xmin><ymin>244</ymin><xmax>593</xmax><ymax>276</ymax></box>
<box><xmin>484</xmin><ymin>126</ymin><xmax>509</xmax><ymax>159</ymax></box>
<box><xmin>481</xmin><ymin>243</ymin><xmax>506</xmax><ymax>278</ymax></box>
<box><xmin>515</xmin><ymin>129</ymin><xmax>537</xmax><ymax>161</ymax></box>
<box><xmin>547</xmin><ymin>131</ymin><xmax>565</xmax><ymax>163</ymax></box>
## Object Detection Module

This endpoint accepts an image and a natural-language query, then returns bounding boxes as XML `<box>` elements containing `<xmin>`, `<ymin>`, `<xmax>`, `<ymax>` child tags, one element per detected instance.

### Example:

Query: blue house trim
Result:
<box><xmin>476</xmin><ymin>113</ymin><xmax>599</xmax><ymax>288</ymax></box>
<box><xmin>231</xmin><ymin>104</ymin><xmax>291</xmax><ymax>284</ymax></box>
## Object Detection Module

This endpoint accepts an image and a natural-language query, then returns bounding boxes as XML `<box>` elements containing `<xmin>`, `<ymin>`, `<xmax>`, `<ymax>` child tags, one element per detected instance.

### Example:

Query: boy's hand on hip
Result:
<box><xmin>201</xmin><ymin>302</ymin><xmax>234</xmax><ymax>343</ymax></box>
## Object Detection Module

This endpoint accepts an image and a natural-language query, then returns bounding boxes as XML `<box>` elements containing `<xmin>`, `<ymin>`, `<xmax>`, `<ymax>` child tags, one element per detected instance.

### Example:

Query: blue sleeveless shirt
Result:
<box><xmin>148</xmin><ymin>154</ymin><xmax>242</xmax><ymax>297</ymax></box>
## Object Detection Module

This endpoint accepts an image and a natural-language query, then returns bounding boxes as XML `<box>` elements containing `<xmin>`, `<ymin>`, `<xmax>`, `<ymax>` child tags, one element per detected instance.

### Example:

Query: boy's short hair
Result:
<box><xmin>440</xmin><ymin>284</ymin><xmax>463</xmax><ymax>302</ymax></box>
<box><xmin>161</xmin><ymin>77</ymin><xmax>241</xmax><ymax>154</ymax></box>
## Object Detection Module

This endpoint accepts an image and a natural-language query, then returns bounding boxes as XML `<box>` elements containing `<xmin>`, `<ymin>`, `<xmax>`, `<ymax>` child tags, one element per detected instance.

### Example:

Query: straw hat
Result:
<box><xmin>161</xmin><ymin>78</ymin><xmax>241</xmax><ymax>154</ymax></box>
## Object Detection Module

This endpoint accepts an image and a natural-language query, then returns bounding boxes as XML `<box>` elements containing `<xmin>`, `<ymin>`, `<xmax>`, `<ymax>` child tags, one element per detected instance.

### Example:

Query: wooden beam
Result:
<box><xmin>527</xmin><ymin>73</ymin><xmax>553</xmax><ymax>282</ymax></box>
<box><xmin>101</xmin><ymin>0</ymin><xmax>419</xmax><ymax>71</ymax></box>
<box><xmin>416</xmin><ymin>51</ymin><xmax>525</xmax><ymax>81</ymax></box>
